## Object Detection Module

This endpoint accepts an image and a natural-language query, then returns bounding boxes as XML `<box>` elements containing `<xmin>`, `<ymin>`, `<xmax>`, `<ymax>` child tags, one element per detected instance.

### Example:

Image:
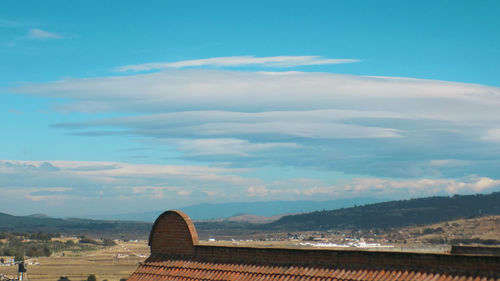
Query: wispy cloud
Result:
<box><xmin>0</xmin><ymin>160</ymin><xmax>260</xmax><ymax>215</ymax></box>
<box><xmin>13</xmin><ymin>70</ymin><xmax>500</xmax><ymax>117</ymax></box>
<box><xmin>246</xmin><ymin>176</ymin><xmax>500</xmax><ymax>198</ymax></box>
<box><xmin>26</xmin><ymin>187</ymin><xmax>72</xmax><ymax>202</ymax></box>
<box><xmin>481</xmin><ymin>128</ymin><xmax>500</xmax><ymax>142</ymax></box>
<box><xmin>115</xmin><ymin>56</ymin><xmax>360</xmax><ymax>72</ymax></box>
<box><xmin>325</xmin><ymin>176</ymin><xmax>500</xmax><ymax>196</ymax></box>
<box><xmin>175</xmin><ymin>138</ymin><xmax>301</xmax><ymax>157</ymax></box>
<box><xmin>0</xmin><ymin>159</ymin><xmax>253</xmax><ymax>212</ymax></box>
<box><xmin>54</xmin><ymin>110</ymin><xmax>403</xmax><ymax>140</ymax></box>
<box><xmin>1</xmin><ymin>159</ymin><xmax>498</xmax><ymax>216</ymax></box>
<box><xmin>26</xmin><ymin>28</ymin><xmax>62</xmax><ymax>40</ymax></box>
<box><xmin>8</xmin><ymin>109</ymin><xmax>23</xmax><ymax>115</ymax></box>
<box><xmin>132</xmin><ymin>186</ymin><xmax>191</xmax><ymax>199</ymax></box>
<box><xmin>11</xmin><ymin>68</ymin><xmax>500</xmax><ymax>179</ymax></box>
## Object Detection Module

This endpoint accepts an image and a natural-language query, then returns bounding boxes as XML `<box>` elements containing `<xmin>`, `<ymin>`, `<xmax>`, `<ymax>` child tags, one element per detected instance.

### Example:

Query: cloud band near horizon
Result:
<box><xmin>1</xmin><ymin>159</ymin><xmax>498</xmax><ymax>217</ymax></box>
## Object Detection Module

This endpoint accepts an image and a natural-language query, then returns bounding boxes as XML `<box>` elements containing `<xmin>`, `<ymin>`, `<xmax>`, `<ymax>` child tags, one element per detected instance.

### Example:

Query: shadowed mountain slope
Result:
<box><xmin>269</xmin><ymin>192</ymin><xmax>500</xmax><ymax>230</ymax></box>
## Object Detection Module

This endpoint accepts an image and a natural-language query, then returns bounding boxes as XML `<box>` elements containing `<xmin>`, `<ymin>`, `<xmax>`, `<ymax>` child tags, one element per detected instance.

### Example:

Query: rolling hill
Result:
<box><xmin>87</xmin><ymin>197</ymin><xmax>381</xmax><ymax>221</ymax></box>
<box><xmin>0</xmin><ymin>212</ymin><xmax>151</xmax><ymax>238</ymax></box>
<box><xmin>1</xmin><ymin>192</ymin><xmax>499</xmax><ymax>239</ymax></box>
<box><xmin>268</xmin><ymin>192</ymin><xmax>500</xmax><ymax>230</ymax></box>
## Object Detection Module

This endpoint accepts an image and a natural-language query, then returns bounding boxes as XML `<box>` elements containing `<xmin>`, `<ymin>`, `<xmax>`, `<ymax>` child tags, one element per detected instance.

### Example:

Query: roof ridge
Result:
<box><xmin>127</xmin><ymin>210</ymin><xmax>500</xmax><ymax>281</ymax></box>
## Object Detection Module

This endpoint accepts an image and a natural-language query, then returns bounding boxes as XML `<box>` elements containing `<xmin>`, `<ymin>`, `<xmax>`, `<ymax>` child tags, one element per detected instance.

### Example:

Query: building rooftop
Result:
<box><xmin>127</xmin><ymin>210</ymin><xmax>500</xmax><ymax>281</ymax></box>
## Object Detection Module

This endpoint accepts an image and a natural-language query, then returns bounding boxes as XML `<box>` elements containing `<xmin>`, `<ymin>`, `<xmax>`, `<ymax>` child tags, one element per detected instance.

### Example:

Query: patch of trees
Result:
<box><xmin>421</xmin><ymin>227</ymin><xmax>444</xmax><ymax>235</ymax></box>
<box><xmin>0</xmin><ymin>213</ymin><xmax>151</xmax><ymax>239</ymax></box>
<box><xmin>78</xmin><ymin>237</ymin><xmax>100</xmax><ymax>245</ymax></box>
<box><xmin>0</xmin><ymin>235</ymin><xmax>51</xmax><ymax>260</ymax></box>
<box><xmin>102</xmin><ymin>238</ymin><xmax>116</xmax><ymax>246</ymax></box>
<box><xmin>268</xmin><ymin>192</ymin><xmax>500</xmax><ymax>231</ymax></box>
<box><xmin>0</xmin><ymin>231</ymin><xmax>117</xmax><ymax>260</ymax></box>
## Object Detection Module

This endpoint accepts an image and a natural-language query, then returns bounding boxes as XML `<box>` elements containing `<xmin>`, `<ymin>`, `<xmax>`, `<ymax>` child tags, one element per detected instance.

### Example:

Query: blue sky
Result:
<box><xmin>1</xmin><ymin>0</ymin><xmax>500</xmax><ymax>217</ymax></box>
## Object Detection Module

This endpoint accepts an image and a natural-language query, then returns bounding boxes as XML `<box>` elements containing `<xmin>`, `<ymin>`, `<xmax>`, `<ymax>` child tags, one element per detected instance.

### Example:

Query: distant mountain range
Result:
<box><xmin>0</xmin><ymin>212</ymin><xmax>151</xmax><ymax>239</ymax></box>
<box><xmin>87</xmin><ymin>197</ymin><xmax>383</xmax><ymax>222</ymax></box>
<box><xmin>1</xmin><ymin>192</ymin><xmax>499</xmax><ymax>239</ymax></box>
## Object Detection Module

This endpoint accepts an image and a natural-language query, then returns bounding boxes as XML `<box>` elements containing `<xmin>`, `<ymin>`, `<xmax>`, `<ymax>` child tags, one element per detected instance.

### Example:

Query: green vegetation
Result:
<box><xmin>0</xmin><ymin>213</ymin><xmax>151</xmax><ymax>239</ymax></box>
<box><xmin>1</xmin><ymin>192</ymin><xmax>499</xmax><ymax>243</ymax></box>
<box><xmin>194</xmin><ymin>192</ymin><xmax>500</xmax><ymax>237</ymax></box>
<box><xmin>0</xmin><ymin>232</ymin><xmax>118</xmax><ymax>259</ymax></box>
<box><xmin>0</xmin><ymin>232</ymin><xmax>56</xmax><ymax>259</ymax></box>
<box><xmin>270</xmin><ymin>192</ymin><xmax>500</xmax><ymax>230</ymax></box>
<box><xmin>102</xmin><ymin>238</ymin><xmax>117</xmax><ymax>246</ymax></box>
<box><xmin>78</xmin><ymin>237</ymin><xmax>100</xmax><ymax>245</ymax></box>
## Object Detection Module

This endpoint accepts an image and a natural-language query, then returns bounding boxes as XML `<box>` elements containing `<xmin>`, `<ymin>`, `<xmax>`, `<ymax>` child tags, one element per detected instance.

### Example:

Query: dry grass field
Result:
<box><xmin>1</xmin><ymin>239</ymin><xmax>435</xmax><ymax>281</ymax></box>
<box><xmin>0</xmin><ymin>241</ymin><xmax>149</xmax><ymax>281</ymax></box>
<box><xmin>394</xmin><ymin>215</ymin><xmax>500</xmax><ymax>242</ymax></box>
<box><xmin>0</xmin><ymin>215</ymin><xmax>498</xmax><ymax>281</ymax></box>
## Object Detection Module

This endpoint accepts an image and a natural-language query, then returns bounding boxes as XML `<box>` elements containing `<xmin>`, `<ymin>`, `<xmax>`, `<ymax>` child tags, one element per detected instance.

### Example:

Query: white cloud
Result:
<box><xmin>55</xmin><ymin>109</ymin><xmax>403</xmax><ymax>140</ymax></box>
<box><xmin>242</xmin><ymin>176</ymin><xmax>500</xmax><ymax>199</ymax></box>
<box><xmin>0</xmin><ymin>159</ymin><xmax>267</xmax><ymax>215</ymax></box>
<box><xmin>12</xmin><ymin>70</ymin><xmax>500</xmax><ymax>124</ymax></box>
<box><xmin>192</xmin><ymin>121</ymin><xmax>402</xmax><ymax>139</ymax></box>
<box><xmin>115</xmin><ymin>56</ymin><xmax>360</xmax><ymax>72</ymax></box>
<box><xmin>0</xmin><ymin>159</ymin><xmax>252</xmax><ymax>192</ymax></box>
<box><xmin>10</xmin><ymin>67</ymin><xmax>500</xmax><ymax>180</ymax></box>
<box><xmin>175</xmin><ymin>138</ymin><xmax>300</xmax><ymax>157</ymax></box>
<box><xmin>0</xmin><ymin>159</ymin><xmax>499</xmax><ymax>216</ymax></box>
<box><xmin>64</xmin><ymin>109</ymin><xmax>402</xmax><ymax>126</ymax></box>
<box><xmin>25</xmin><ymin>187</ymin><xmax>72</xmax><ymax>202</ymax></box>
<box><xmin>481</xmin><ymin>128</ymin><xmax>500</xmax><ymax>142</ymax></box>
<box><xmin>132</xmin><ymin>186</ymin><xmax>189</xmax><ymax>199</ymax></box>
<box><xmin>301</xmin><ymin>177</ymin><xmax>500</xmax><ymax>197</ymax></box>
<box><xmin>26</xmin><ymin>28</ymin><xmax>61</xmax><ymax>40</ymax></box>
<box><xmin>246</xmin><ymin>185</ymin><xmax>269</xmax><ymax>197</ymax></box>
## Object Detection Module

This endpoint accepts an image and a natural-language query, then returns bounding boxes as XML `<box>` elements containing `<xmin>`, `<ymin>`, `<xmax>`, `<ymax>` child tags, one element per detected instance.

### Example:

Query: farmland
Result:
<box><xmin>1</xmin><ymin>213</ymin><xmax>499</xmax><ymax>281</ymax></box>
<box><xmin>0</xmin><ymin>240</ymin><xmax>148</xmax><ymax>281</ymax></box>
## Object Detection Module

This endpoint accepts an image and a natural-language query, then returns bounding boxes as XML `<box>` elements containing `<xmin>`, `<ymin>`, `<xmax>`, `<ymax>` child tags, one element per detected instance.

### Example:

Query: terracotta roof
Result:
<box><xmin>127</xmin><ymin>210</ymin><xmax>500</xmax><ymax>281</ymax></box>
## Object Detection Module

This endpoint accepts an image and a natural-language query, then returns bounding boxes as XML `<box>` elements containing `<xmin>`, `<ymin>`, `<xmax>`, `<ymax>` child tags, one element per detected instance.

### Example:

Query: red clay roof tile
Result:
<box><xmin>128</xmin><ymin>210</ymin><xmax>500</xmax><ymax>281</ymax></box>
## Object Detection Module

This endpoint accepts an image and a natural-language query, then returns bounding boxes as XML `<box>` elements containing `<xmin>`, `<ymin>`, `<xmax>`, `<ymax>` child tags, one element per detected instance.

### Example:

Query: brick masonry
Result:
<box><xmin>146</xmin><ymin>210</ymin><xmax>500</xmax><ymax>277</ymax></box>
<box><xmin>149</xmin><ymin>210</ymin><xmax>199</xmax><ymax>255</ymax></box>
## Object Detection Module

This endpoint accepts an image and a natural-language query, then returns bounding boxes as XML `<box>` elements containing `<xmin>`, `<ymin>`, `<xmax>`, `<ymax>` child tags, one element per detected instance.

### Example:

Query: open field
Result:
<box><xmin>383</xmin><ymin>215</ymin><xmax>500</xmax><ymax>244</ymax></box>
<box><xmin>0</xmin><ymin>215</ymin><xmax>498</xmax><ymax>281</ymax></box>
<box><xmin>0</xmin><ymin>238</ymin><xmax>450</xmax><ymax>281</ymax></box>
<box><xmin>0</xmin><ymin>238</ymin><xmax>449</xmax><ymax>281</ymax></box>
<box><xmin>0</xmin><ymin>241</ymin><xmax>149</xmax><ymax>281</ymax></box>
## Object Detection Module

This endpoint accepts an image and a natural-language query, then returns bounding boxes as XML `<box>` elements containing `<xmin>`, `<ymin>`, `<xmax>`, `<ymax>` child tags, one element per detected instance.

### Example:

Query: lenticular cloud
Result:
<box><xmin>10</xmin><ymin>68</ymin><xmax>500</xmax><ymax>180</ymax></box>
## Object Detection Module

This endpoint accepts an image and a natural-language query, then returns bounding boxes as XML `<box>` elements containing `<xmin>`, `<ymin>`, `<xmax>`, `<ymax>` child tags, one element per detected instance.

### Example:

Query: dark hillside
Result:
<box><xmin>0</xmin><ymin>212</ymin><xmax>151</xmax><ymax>238</ymax></box>
<box><xmin>1</xmin><ymin>192</ymin><xmax>499</xmax><ymax>237</ymax></box>
<box><xmin>269</xmin><ymin>192</ymin><xmax>500</xmax><ymax>230</ymax></box>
